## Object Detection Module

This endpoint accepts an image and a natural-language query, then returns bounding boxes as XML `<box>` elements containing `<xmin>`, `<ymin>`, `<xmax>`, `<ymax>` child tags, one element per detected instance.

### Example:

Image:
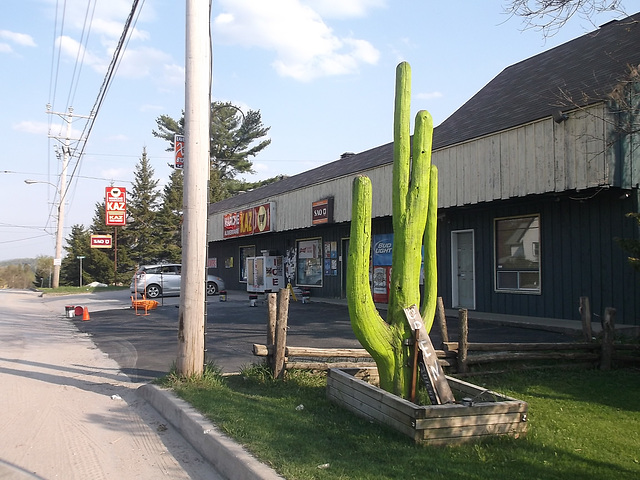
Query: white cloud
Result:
<box><xmin>0</xmin><ymin>43</ymin><xmax>12</xmax><ymax>54</ymax></box>
<box><xmin>13</xmin><ymin>121</ymin><xmax>49</xmax><ymax>135</ymax></box>
<box><xmin>0</xmin><ymin>30</ymin><xmax>37</xmax><ymax>47</ymax></box>
<box><xmin>14</xmin><ymin>120</ymin><xmax>84</xmax><ymax>140</ymax></box>
<box><xmin>56</xmin><ymin>35</ymin><xmax>107</xmax><ymax>73</ymax></box>
<box><xmin>213</xmin><ymin>0</ymin><xmax>380</xmax><ymax>81</ymax></box>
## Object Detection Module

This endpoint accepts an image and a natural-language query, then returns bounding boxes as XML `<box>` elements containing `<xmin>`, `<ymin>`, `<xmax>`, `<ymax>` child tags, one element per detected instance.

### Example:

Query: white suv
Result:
<box><xmin>130</xmin><ymin>264</ymin><xmax>225</xmax><ymax>299</ymax></box>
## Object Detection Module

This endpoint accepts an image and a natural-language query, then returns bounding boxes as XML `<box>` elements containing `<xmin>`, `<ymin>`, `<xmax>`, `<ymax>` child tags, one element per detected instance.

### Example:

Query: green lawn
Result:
<box><xmin>164</xmin><ymin>366</ymin><xmax>640</xmax><ymax>480</ymax></box>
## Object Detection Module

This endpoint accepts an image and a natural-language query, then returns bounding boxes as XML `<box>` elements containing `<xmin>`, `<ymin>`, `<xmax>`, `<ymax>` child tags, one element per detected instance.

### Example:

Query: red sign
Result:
<box><xmin>91</xmin><ymin>235</ymin><xmax>113</xmax><ymax>248</ymax></box>
<box><xmin>105</xmin><ymin>187</ymin><xmax>127</xmax><ymax>226</ymax></box>
<box><xmin>312</xmin><ymin>197</ymin><xmax>333</xmax><ymax>225</ymax></box>
<box><xmin>174</xmin><ymin>134</ymin><xmax>184</xmax><ymax>169</ymax></box>
<box><xmin>223</xmin><ymin>202</ymin><xmax>273</xmax><ymax>238</ymax></box>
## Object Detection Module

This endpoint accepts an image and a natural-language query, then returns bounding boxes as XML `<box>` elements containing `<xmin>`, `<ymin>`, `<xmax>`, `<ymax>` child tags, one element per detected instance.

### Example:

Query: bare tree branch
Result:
<box><xmin>504</xmin><ymin>0</ymin><xmax>626</xmax><ymax>35</ymax></box>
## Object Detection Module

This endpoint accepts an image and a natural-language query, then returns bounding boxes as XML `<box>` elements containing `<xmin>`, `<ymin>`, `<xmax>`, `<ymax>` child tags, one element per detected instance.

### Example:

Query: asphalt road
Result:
<box><xmin>72</xmin><ymin>290</ymin><xmax>579</xmax><ymax>382</ymax></box>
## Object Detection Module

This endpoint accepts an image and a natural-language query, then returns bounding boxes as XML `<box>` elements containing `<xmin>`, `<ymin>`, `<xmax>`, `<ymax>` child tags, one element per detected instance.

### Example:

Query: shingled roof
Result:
<box><xmin>433</xmin><ymin>12</ymin><xmax>640</xmax><ymax>149</ymax></box>
<box><xmin>209</xmin><ymin>13</ymin><xmax>640</xmax><ymax>215</ymax></box>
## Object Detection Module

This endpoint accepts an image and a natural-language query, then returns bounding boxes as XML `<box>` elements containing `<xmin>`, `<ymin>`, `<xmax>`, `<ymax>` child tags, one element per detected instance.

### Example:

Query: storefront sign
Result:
<box><xmin>223</xmin><ymin>202</ymin><xmax>274</xmax><ymax>238</ymax></box>
<box><xmin>312</xmin><ymin>197</ymin><xmax>333</xmax><ymax>225</ymax></box>
<box><xmin>105</xmin><ymin>187</ymin><xmax>127</xmax><ymax>226</ymax></box>
<box><xmin>90</xmin><ymin>234</ymin><xmax>112</xmax><ymax>248</ymax></box>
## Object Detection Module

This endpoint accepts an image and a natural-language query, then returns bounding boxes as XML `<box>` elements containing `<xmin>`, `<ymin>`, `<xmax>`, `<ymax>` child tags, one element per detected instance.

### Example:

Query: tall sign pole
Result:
<box><xmin>178</xmin><ymin>0</ymin><xmax>211</xmax><ymax>376</ymax></box>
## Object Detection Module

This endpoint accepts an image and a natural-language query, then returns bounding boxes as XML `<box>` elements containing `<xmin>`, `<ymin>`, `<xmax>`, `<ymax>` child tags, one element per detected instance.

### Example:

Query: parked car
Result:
<box><xmin>130</xmin><ymin>264</ymin><xmax>225</xmax><ymax>299</ymax></box>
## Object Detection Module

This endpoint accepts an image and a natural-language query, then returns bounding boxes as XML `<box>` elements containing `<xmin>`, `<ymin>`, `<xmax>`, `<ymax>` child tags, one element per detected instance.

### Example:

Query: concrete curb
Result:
<box><xmin>137</xmin><ymin>384</ymin><xmax>284</xmax><ymax>480</ymax></box>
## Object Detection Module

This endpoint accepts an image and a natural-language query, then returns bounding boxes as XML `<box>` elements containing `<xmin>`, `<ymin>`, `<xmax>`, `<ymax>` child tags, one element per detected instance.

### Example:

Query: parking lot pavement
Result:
<box><xmin>73</xmin><ymin>289</ymin><xmax>580</xmax><ymax>381</ymax></box>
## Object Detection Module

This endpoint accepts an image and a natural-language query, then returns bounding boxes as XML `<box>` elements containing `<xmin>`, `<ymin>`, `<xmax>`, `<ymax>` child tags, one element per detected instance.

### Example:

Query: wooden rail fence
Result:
<box><xmin>253</xmin><ymin>292</ymin><xmax>639</xmax><ymax>375</ymax></box>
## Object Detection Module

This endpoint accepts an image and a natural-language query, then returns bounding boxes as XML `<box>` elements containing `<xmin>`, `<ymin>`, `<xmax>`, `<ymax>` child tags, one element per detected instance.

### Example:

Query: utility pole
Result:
<box><xmin>46</xmin><ymin>105</ymin><xmax>92</xmax><ymax>288</ymax></box>
<box><xmin>177</xmin><ymin>0</ymin><xmax>211</xmax><ymax>376</ymax></box>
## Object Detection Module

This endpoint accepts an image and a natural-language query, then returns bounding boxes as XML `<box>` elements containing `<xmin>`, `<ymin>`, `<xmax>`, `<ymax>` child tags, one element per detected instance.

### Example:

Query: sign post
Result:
<box><xmin>76</xmin><ymin>256</ymin><xmax>85</xmax><ymax>287</ymax></box>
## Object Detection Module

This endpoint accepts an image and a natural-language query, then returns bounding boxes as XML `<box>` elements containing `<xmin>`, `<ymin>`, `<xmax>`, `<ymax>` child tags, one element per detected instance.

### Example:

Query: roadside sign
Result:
<box><xmin>174</xmin><ymin>134</ymin><xmax>184</xmax><ymax>169</ymax></box>
<box><xmin>91</xmin><ymin>234</ymin><xmax>112</xmax><ymax>248</ymax></box>
<box><xmin>404</xmin><ymin>304</ymin><xmax>455</xmax><ymax>405</ymax></box>
<box><xmin>105</xmin><ymin>187</ymin><xmax>126</xmax><ymax>226</ymax></box>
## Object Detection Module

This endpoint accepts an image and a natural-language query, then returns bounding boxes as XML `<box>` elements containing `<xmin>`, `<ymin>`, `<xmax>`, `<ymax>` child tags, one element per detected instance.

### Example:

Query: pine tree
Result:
<box><xmin>156</xmin><ymin>168</ymin><xmax>183</xmax><ymax>263</ymax></box>
<box><xmin>152</xmin><ymin>101</ymin><xmax>272</xmax><ymax>201</ymax></box>
<box><xmin>60</xmin><ymin>225</ymin><xmax>90</xmax><ymax>286</ymax></box>
<box><xmin>122</xmin><ymin>148</ymin><xmax>162</xmax><ymax>265</ymax></box>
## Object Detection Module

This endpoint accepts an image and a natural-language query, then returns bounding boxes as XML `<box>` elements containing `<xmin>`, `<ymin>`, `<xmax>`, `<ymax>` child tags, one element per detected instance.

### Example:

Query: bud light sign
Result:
<box><xmin>372</xmin><ymin>234</ymin><xmax>393</xmax><ymax>303</ymax></box>
<box><xmin>373</xmin><ymin>234</ymin><xmax>393</xmax><ymax>266</ymax></box>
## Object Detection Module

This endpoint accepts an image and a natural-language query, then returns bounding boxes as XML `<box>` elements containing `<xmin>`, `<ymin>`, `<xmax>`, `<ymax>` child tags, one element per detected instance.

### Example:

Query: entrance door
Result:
<box><xmin>451</xmin><ymin>230</ymin><xmax>475</xmax><ymax>309</ymax></box>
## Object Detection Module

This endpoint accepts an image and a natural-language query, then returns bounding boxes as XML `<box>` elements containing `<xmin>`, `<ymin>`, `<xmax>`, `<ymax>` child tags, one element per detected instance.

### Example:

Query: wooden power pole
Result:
<box><xmin>177</xmin><ymin>0</ymin><xmax>211</xmax><ymax>376</ymax></box>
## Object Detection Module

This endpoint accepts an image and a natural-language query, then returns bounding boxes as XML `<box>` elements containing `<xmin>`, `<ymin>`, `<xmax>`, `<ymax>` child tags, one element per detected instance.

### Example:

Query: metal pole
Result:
<box><xmin>177</xmin><ymin>0</ymin><xmax>211</xmax><ymax>376</ymax></box>
<box><xmin>77</xmin><ymin>255</ymin><xmax>85</xmax><ymax>287</ymax></box>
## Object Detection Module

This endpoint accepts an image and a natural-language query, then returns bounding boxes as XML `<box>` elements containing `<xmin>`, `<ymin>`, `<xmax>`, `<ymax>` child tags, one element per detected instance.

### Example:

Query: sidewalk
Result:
<box><xmin>0</xmin><ymin>290</ymin><xmax>227</xmax><ymax>480</ymax></box>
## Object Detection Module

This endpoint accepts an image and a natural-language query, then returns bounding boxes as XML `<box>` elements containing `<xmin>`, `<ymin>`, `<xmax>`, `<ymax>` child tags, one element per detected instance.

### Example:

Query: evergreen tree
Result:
<box><xmin>60</xmin><ymin>225</ymin><xmax>90</xmax><ymax>286</ymax></box>
<box><xmin>152</xmin><ymin>101</ymin><xmax>272</xmax><ymax>201</ymax></box>
<box><xmin>122</xmin><ymin>148</ymin><xmax>162</xmax><ymax>265</ymax></box>
<box><xmin>156</xmin><ymin>168</ymin><xmax>183</xmax><ymax>263</ymax></box>
<box><xmin>34</xmin><ymin>255</ymin><xmax>53</xmax><ymax>288</ymax></box>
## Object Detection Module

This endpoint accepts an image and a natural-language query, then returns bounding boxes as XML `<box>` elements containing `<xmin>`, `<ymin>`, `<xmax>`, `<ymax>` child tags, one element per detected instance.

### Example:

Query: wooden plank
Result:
<box><xmin>420</xmin><ymin>401</ymin><xmax>527</xmax><ymax>420</ymax></box>
<box><xmin>446</xmin><ymin>376</ymin><xmax>513</xmax><ymax>401</ymax></box>
<box><xmin>328</xmin><ymin>370</ymin><xmax>422</xmax><ymax>419</ymax></box>
<box><xmin>286</xmin><ymin>346</ymin><xmax>371</xmax><ymax>358</ymax></box>
<box><xmin>466</xmin><ymin>351</ymin><xmax>599</xmax><ymax>364</ymax></box>
<box><xmin>416</xmin><ymin>411</ymin><xmax>525</xmax><ymax>430</ymax></box>
<box><xmin>326</xmin><ymin>379</ymin><xmax>418</xmax><ymax>438</ymax></box>
<box><xmin>287</xmin><ymin>361</ymin><xmax>377</xmax><ymax>370</ymax></box>
<box><xmin>418</xmin><ymin>420</ymin><xmax>527</xmax><ymax>442</ymax></box>
<box><xmin>443</xmin><ymin>341</ymin><xmax>598</xmax><ymax>352</ymax></box>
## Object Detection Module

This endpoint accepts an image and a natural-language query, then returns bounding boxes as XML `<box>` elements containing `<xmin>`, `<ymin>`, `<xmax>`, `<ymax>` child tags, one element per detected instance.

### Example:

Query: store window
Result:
<box><xmin>296</xmin><ymin>238</ymin><xmax>323</xmax><ymax>286</ymax></box>
<box><xmin>495</xmin><ymin>215</ymin><xmax>541</xmax><ymax>293</ymax></box>
<box><xmin>239</xmin><ymin>245</ymin><xmax>255</xmax><ymax>283</ymax></box>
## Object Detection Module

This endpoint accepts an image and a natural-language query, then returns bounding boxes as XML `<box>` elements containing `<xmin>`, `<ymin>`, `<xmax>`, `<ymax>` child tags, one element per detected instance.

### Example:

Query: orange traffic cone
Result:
<box><xmin>82</xmin><ymin>307</ymin><xmax>90</xmax><ymax>321</ymax></box>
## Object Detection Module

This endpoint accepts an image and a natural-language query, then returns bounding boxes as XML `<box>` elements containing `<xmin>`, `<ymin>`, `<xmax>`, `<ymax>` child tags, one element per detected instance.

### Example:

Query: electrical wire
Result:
<box><xmin>65</xmin><ymin>0</ymin><xmax>146</xmax><ymax>203</ymax></box>
<box><xmin>65</xmin><ymin>0</ymin><xmax>98</xmax><ymax>109</ymax></box>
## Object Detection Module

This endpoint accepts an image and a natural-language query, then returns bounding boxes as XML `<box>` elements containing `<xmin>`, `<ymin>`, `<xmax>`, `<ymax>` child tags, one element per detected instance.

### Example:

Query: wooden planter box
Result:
<box><xmin>327</xmin><ymin>367</ymin><xmax>528</xmax><ymax>445</ymax></box>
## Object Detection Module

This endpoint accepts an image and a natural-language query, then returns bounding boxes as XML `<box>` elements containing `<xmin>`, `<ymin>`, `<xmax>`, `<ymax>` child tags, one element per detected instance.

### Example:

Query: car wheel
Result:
<box><xmin>206</xmin><ymin>282</ymin><xmax>218</xmax><ymax>296</ymax></box>
<box><xmin>146</xmin><ymin>284</ymin><xmax>162</xmax><ymax>299</ymax></box>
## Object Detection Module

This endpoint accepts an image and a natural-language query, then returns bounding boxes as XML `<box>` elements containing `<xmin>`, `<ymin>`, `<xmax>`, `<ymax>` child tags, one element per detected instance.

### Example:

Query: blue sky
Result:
<box><xmin>0</xmin><ymin>0</ymin><xmax>629</xmax><ymax>261</ymax></box>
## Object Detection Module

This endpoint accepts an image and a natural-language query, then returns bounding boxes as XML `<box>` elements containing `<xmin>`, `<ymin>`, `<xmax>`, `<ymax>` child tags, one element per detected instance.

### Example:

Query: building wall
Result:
<box><xmin>437</xmin><ymin>187</ymin><xmax>639</xmax><ymax>325</ymax></box>
<box><xmin>208</xmin><ymin>104</ymin><xmax>618</xmax><ymax>242</ymax></box>
<box><xmin>435</xmin><ymin>104</ymin><xmax>615</xmax><ymax>208</ymax></box>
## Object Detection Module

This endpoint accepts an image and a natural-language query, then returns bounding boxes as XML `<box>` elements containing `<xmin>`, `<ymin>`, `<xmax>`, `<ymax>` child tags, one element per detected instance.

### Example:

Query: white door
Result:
<box><xmin>451</xmin><ymin>230</ymin><xmax>475</xmax><ymax>309</ymax></box>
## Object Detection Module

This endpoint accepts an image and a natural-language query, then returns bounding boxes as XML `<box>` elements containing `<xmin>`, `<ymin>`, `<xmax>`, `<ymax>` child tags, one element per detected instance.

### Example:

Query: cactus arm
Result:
<box><xmin>347</xmin><ymin>175</ymin><xmax>396</xmax><ymax>390</ymax></box>
<box><xmin>393</xmin><ymin>61</ymin><xmax>411</xmax><ymax>220</ymax></box>
<box><xmin>420</xmin><ymin>165</ymin><xmax>438</xmax><ymax>333</ymax></box>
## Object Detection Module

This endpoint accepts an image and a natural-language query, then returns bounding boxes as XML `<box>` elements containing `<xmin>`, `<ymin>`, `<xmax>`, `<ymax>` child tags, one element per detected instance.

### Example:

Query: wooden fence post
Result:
<box><xmin>579</xmin><ymin>296</ymin><xmax>592</xmax><ymax>342</ymax></box>
<box><xmin>267</xmin><ymin>293</ymin><xmax>277</xmax><ymax>371</ymax></box>
<box><xmin>457</xmin><ymin>308</ymin><xmax>469</xmax><ymax>374</ymax></box>
<box><xmin>600</xmin><ymin>307</ymin><xmax>616</xmax><ymax>371</ymax></box>
<box><xmin>273</xmin><ymin>288</ymin><xmax>290</xmax><ymax>379</ymax></box>
<box><xmin>436</xmin><ymin>297</ymin><xmax>449</xmax><ymax>343</ymax></box>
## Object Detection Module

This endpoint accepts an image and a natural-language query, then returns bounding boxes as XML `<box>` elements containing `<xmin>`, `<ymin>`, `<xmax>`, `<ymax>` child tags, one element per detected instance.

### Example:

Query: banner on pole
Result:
<box><xmin>174</xmin><ymin>134</ymin><xmax>184</xmax><ymax>169</ymax></box>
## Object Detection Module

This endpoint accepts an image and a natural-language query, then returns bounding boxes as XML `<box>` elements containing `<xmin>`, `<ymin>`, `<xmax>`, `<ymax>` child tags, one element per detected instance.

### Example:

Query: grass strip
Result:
<box><xmin>162</xmin><ymin>365</ymin><xmax>640</xmax><ymax>480</ymax></box>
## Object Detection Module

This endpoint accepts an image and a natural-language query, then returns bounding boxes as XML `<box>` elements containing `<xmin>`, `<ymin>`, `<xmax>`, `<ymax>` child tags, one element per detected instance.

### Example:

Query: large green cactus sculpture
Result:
<box><xmin>347</xmin><ymin>61</ymin><xmax>438</xmax><ymax>398</ymax></box>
